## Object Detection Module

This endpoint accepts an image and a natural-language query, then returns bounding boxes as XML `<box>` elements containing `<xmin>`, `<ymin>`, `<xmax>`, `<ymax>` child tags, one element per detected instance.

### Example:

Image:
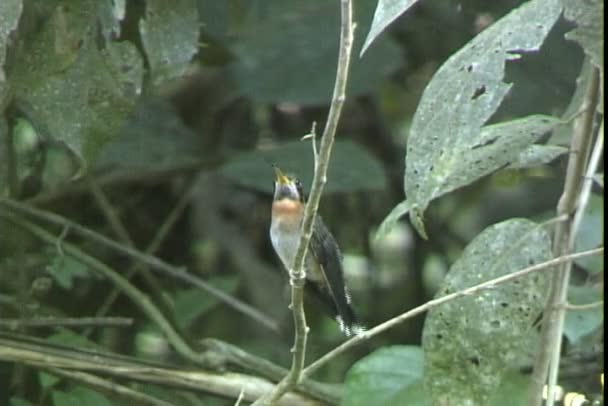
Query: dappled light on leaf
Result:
<box><xmin>422</xmin><ymin>218</ymin><xmax>552</xmax><ymax>404</ymax></box>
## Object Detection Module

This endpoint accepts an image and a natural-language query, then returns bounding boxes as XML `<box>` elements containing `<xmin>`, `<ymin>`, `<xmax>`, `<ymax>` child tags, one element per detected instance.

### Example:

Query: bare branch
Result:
<box><xmin>529</xmin><ymin>66</ymin><xmax>601</xmax><ymax>406</ymax></box>
<box><xmin>0</xmin><ymin>197</ymin><xmax>279</xmax><ymax>333</ymax></box>
<box><xmin>302</xmin><ymin>247</ymin><xmax>604</xmax><ymax>378</ymax></box>
<box><xmin>0</xmin><ymin>317</ymin><xmax>133</xmax><ymax>329</ymax></box>
<box><xmin>45</xmin><ymin>367</ymin><xmax>174</xmax><ymax>406</ymax></box>
<box><xmin>253</xmin><ymin>1</ymin><xmax>355</xmax><ymax>404</ymax></box>
<box><xmin>0</xmin><ymin>335</ymin><xmax>322</xmax><ymax>406</ymax></box>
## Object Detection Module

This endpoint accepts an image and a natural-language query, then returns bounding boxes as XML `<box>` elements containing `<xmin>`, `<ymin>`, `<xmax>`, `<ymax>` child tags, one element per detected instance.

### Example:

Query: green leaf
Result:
<box><xmin>422</xmin><ymin>218</ymin><xmax>552</xmax><ymax>405</ymax></box>
<box><xmin>39</xmin><ymin>371</ymin><xmax>60</xmax><ymax>390</ymax></box>
<box><xmin>9</xmin><ymin>398</ymin><xmax>35</xmax><ymax>406</ymax></box>
<box><xmin>97</xmin><ymin>0</ymin><xmax>126</xmax><ymax>40</ymax></box>
<box><xmin>374</xmin><ymin>200</ymin><xmax>411</xmax><ymax>241</ymax></box>
<box><xmin>219</xmin><ymin>140</ymin><xmax>387</xmax><ymax>194</ymax></box>
<box><xmin>52</xmin><ymin>387</ymin><xmax>112</xmax><ymax>406</ymax></box>
<box><xmin>574</xmin><ymin>194</ymin><xmax>604</xmax><ymax>274</ymax></box>
<box><xmin>173</xmin><ymin>276</ymin><xmax>239</xmax><ymax>330</ymax></box>
<box><xmin>0</xmin><ymin>0</ymin><xmax>23</xmax><ymax>102</ymax></box>
<box><xmin>550</xmin><ymin>58</ymin><xmax>596</xmax><ymax>145</ymax></box>
<box><xmin>343</xmin><ymin>346</ymin><xmax>425</xmax><ymax>406</ymax></box>
<box><xmin>46</xmin><ymin>252</ymin><xmax>94</xmax><ymax>290</ymax></box>
<box><xmin>361</xmin><ymin>0</ymin><xmax>418</xmax><ymax>56</ymax></box>
<box><xmin>12</xmin><ymin>1</ymin><xmax>144</xmax><ymax>162</ymax></box>
<box><xmin>564</xmin><ymin>284</ymin><xmax>604</xmax><ymax>344</ymax></box>
<box><xmin>46</xmin><ymin>330</ymin><xmax>102</xmax><ymax>350</ymax></box>
<box><xmin>508</xmin><ymin>144</ymin><xmax>568</xmax><ymax>169</ymax></box>
<box><xmin>402</xmin><ymin>0</ymin><xmax>562</xmax><ymax>237</ymax></box>
<box><xmin>229</xmin><ymin>1</ymin><xmax>401</xmax><ymax>105</ymax></box>
<box><xmin>488</xmin><ymin>371</ymin><xmax>531</xmax><ymax>406</ymax></box>
<box><xmin>563</xmin><ymin>0</ymin><xmax>604</xmax><ymax>112</ymax></box>
<box><xmin>94</xmin><ymin>98</ymin><xmax>202</xmax><ymax>173</ymax></box>
<box><xmin>139</xmin><ymin>0</ymin><xmax>199</xmax><ymax>87</ymax></box>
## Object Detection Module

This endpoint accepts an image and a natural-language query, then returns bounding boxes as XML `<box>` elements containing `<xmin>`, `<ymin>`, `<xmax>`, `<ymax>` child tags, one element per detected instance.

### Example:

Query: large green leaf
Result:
<box><xmin>380</xmin><ymin>0</ymin><xmax>562</xmax><ymax>238</ymax></box>
<box><xmin>229</xmin><ymin>0</ymin><xmax>401</xmax><ymax>105</ymax></box>
<box><xmin>343</xmin><ymin>346</ymin><xmax>425</xmax><ymax>406</ymax></box>
<box><xmin>139</xmin><ymin>0</ymin><xmax>199</xmax><ymax>87</ymax></box>
<box><xmin>564</xmin><ymin>284</ymin><xmax>604</xmax><ymax>344</ymax></box>
<box><xmin>0</xmin><ymin>0</ymin><xmax>23</xmax><ymax>102</ymax></box>
<box><xmin>94</xmin><ymin>98</ymin><xmax>202</xmax><ymax>173</ymax></box>
<box><xmin>12</xmin><ymin>1</ymin><xmax>143</xmax><ymax>162</ymax></box>
<box><xmin>574</xmin><ymin>193</ymin><xmax>604</xmax><ymax>274</ymax></box>
<box><xmin>173</xmin><ymin>276</ymin><xmax>239</xmax><ymax>330</ymax></box>
<box><xmin>52</xmin><ymin>387</ymin><xmax>112</xmax><ymax>406</ymax></box>
<box><xmin>361</xmin><ymin>0</ymin><xmax>419</xmax><ymax>56</ymax></box>
<box><xmin>422</xmin><ymin>218</ymin><xmax>552</xmax><ymax>405</ymax></box>
<box><xmin>219</xmin><ymin>140</ymin><xmax>387</xmax><ymax>194</ymax></box>
<box><xmin>563</xmin><ymin>0</ymin><xmax>604</xmax><ymax>112</ymax></box>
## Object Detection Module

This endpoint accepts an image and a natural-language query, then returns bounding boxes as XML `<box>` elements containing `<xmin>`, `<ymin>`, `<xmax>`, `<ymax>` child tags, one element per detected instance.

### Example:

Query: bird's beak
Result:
<box><xmin>274</xmin><ymin>166</ymin><xmax>291</xmax><ymax>185</ymax></box>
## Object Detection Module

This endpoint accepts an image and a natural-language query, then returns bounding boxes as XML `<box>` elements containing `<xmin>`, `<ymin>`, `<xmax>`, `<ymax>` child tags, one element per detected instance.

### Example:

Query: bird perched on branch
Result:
<box><xmin>270</xmin><ymin>166</ymin><xmax>364</xmax><ymax>336</ymax></box>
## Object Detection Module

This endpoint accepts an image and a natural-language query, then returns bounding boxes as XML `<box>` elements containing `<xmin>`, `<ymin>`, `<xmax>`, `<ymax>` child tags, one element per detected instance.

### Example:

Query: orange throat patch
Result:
<box><xmin>272</xmin><ymin>198</ymin><xmax>304</xmax><ymax>220</ymax></box>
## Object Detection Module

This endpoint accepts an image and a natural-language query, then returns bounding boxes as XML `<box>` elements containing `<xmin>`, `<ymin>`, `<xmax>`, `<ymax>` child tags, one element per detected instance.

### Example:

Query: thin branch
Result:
<box><xmin>252</xmin><ymin>1</ymin><xmax>355</xmax><ymax>404</ymax></box>
<box><xmin>564</xmin><ymin>300</ymin><xmax>603</xmax><ymax>311</ymax></box>
<box><xmin>45</xmin><ymin>367</ymin><xmax>174</xmax><ymax>406</ymax></box>
<box><xmin>0</xmin><ymin>317</ymin><xmax>133</xmax><ymax>329</ymax></box>
<box><xmin>302</xmin><ymin>247</ymin><xmax>603</xmax><ymax>378</ymax></box>
<box><xmin>0</xmin><ymin>197</ymin><xmax>279</xmax><ymax>333</ymax></box>
<box><xmin>0</xmin><ymin>335</ymin><xmax>323</xmax><ymax>406</ymax></box>
<box><xmin>86</xmin><ymin>176</ymin><xmax>172</xmax><ymax>312</ymax></box>
<box><xmin>529</xmin><ymin>66</ymin><xmax>600</xmax><ymax>406</ymax></box>
<box><xmin>571</xmin><ymin>119</ymin><xmax>603</xmax><ymax>241</ymax></box>
<box><xmin>201</xmin><ymin>338</ymin><xmax>341</xmax><ymax>405</ymax></box>
<box><xmin>1</xmin><ymin>214</ymin><xmax>216</xmax><ymax>368</ymax></box>
<box><xmin>84</xmin><ymin>176</ymin><xmax>199</xmax><ymax>337</ymax></box>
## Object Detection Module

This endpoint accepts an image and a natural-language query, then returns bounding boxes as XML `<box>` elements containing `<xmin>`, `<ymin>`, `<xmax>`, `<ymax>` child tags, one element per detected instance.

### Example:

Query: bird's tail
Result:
<box><xmin>334</xmin><ymin>289</ymin><xmax>366</xmax><ymax>337</ymax></box>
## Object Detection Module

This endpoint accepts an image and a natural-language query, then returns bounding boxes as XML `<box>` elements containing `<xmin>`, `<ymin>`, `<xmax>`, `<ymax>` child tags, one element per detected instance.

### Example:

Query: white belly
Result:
<box><xmin>270</xmin><ymin>219</ymin><xmax>301</xmax><ymax>271</ymax></box>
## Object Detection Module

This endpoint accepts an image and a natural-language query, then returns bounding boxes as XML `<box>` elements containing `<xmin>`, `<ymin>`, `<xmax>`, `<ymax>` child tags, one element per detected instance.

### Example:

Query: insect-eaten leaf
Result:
<box><xmin>422</xmin><ymin>218</ymin><xmax>552</xmax><ymax>405</ymax></box>
<box><xmin>380</xmin><ymin>0</ymin><xmax>562</xmax><ymax>238</ymax></box>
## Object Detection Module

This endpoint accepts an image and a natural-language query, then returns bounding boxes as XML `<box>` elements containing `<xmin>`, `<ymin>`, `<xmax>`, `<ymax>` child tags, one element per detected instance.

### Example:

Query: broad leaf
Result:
<box><xmin>229</xmin><ymin>1</ymin><xmax>401</xmax><ymax>105</ymax></box>
<box><xmin>563</xmin><ymin>0</ymin><xmax>604</xmax><ymax>112</ymax></box>
<box><xmin>12</xmin><ymin>1</ymin><xmax>143</xmax><ymax>162</ymax></box>
<box><xmin>220</xmin><ymin>140</ymin><xmax>387</xmax><ymax>194</ymax></box>
<box><xmin>390</xmin><ymin>0</ymin><xmax>562</xmax><ymax>237</ymax></box>
<box><xmin>361</xmin><ymin>0</ymin><xmax>419</xmax><ymax>56</ymax></box>
<box><xmin>564</xmin><ymin>284</ymin><xmax>604</xmax><ymax>344</ymax></box>
<box><xmin>139</xmin><ymin>0</ymin><xmax>199</xmax><ymax>87</ymax></box>
<box><xmin>574</xmin><ymin>193</ymin><xmax>604</xmax><ymax>274</ymax></box>
<box><xmin>52</xmin><ymin>387</ymin><xmax>112</xmax><ymax>406</ymax></box>
<box><xmin>0</xmin><ymin>0</ymin><xmax>22</xmax><ymax>102</ymax></box>
<box><xmin>343</xmin><ymin>346</ymin><xmax>425</xmax><ymax>406</ymax></box>
<box><xmin>173</xmin><ymin>276</ymin><xmax>239</xmax><ymax>330</ymax></box>
<box><xmin>422</xmin><ymin>218</ymin><xmax>552</xmax><ymax>405</ymax></box>
<box><xmin>94</xmin><ymin>98</ymin><xmax>202</xmax><ymax>173</ymax></box>
<box><xmin>508</xmin><ymin>144</ymin><xmax>568</xmax><ymax>169</ymax></box>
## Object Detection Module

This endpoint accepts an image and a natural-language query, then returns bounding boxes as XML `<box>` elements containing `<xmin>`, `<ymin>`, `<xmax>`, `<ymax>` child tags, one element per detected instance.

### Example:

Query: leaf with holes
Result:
<box><xmin>139</xmin><ymin>0</ymin><xmax>199</xmax><ymax>87</ymax></box>
<box><xmin>422</xmin><ymin>218</ymin><xmax>552</xmax><ymax>405</ymax></box>
<box><xmin>11</xmin><ymin>0</ymin><xmax>143</xmax><ymax>162</ymax></box>
<box><xmin>563</xmin><ymin>0</ymin><xmax>604</xmax><ymax>112</ymax></box>
<box><xmin>380</xmin><ymin>0</ymin><xmax>562</xmax><ymax>238</ymax></box>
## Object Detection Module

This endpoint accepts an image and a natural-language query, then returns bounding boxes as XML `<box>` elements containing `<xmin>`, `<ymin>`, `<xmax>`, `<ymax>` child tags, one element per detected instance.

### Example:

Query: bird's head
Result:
<box><xmin>272</xmin><ymin>166</ymin><xmax>304</xmax><ymax>203</ymax></box>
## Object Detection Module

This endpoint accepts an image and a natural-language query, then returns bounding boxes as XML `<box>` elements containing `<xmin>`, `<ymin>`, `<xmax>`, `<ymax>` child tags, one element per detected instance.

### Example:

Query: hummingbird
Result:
<box><xmin>270</xmin><ymin>166</ymin><xmax>364</xmax><ymax>336</ymax></box>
